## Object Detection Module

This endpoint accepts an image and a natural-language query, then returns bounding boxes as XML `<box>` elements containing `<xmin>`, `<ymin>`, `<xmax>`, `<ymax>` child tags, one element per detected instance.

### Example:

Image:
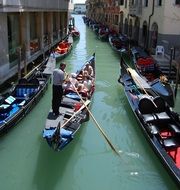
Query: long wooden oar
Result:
<box><xmin>127</xmin><ymin>67</ymin><xmax>157</xmax><ymax>108</ymax></box>
<box><xmin>69</xmin><ymin>81</ymin><xmax>120</xmax><ymax>156</ymax></box>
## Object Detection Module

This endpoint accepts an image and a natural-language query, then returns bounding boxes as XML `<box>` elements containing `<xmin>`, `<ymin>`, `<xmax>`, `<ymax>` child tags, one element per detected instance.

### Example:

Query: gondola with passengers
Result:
<box><xmin>43</xmin><ymin>53</ymin><xmax>96</xmax><ymax>151</ymax></box>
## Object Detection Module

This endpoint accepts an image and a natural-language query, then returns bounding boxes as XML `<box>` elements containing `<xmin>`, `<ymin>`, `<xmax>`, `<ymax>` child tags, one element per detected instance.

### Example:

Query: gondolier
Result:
<box><xmin>52</xmin><ymin>62</ymin><xmax>66</xmax><ymax>116</ymax></box>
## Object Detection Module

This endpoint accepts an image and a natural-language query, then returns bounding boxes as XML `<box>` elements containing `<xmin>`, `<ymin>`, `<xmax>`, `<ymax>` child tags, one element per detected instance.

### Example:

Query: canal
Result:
<box><xmin>0</xmin><ymin>15</ymin><xmax>179</xmax><ymax>190</ymax></box>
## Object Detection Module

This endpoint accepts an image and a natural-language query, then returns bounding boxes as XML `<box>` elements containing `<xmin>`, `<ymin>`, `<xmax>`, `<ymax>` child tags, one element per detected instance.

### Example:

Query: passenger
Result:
<box><xmin>77</xmin><ymin>83</ymin><xmax>88</xmax><ymax>97</ymax></box>
<box><xmin>84</xmin><ymin>62</ymin><xmax>94</xmax><ymax>77</ymax></box>
<box><xmin>70</xmin><ymin>73</ymin><xmax>79</xmax><ymax>87</ymax></box>
<box><xmin>77</xmin><ymin>70</ymin><xmax>84</xmax><ymax>81</ymax></box>
<box><xmin>64</xmin><ymin>73</ymin><xmax>79</xmax><ymax>93</ymax></box>
<box><xmin>82</xmin><ymin>71</ymin><xmax>93</xmax><ymax>91</ymax></box>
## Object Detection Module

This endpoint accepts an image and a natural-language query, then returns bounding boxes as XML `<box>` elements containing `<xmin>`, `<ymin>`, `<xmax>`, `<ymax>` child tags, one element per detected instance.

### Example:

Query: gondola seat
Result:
<box><xmin>162</xmin><ymin>138</ymin><xmax>179</xmax><ymax>149</ymax></box>
<box><xmin>142</xmin><ymin>113</ymin><xmax>157</xmax><ymax>123</ymax></box>
<box><xmin>18</xmin><ymin>78</ymin><xmax>28</xmax><ymax>84</ymax></box>
<box><xmin>15</xmin><ymin>86</ymin><xmax>39</xmax><ymax>98</ymax></box>
<box><xmin>29</xmin><ymin>78</ymin><xmax>39</xmax><ymax>85</ymax></box>
<box><xmin>153</xmin><ymin>96</ymin><xmax>166</xmax><ymax>113</ymax></box>
<box><xmin>168</xmin><ymin>124</ymin><xmax>180</xmax><ymax>136</ymax></box>
<box><xmin>155</xmin><ymin>112</ymin><xmax>171</xmax><ymax>122</ymax></box>
<box><xmin>147</xmin><ymin>124</ymin><xmax>159</xmax><ymax>135</ymax></box>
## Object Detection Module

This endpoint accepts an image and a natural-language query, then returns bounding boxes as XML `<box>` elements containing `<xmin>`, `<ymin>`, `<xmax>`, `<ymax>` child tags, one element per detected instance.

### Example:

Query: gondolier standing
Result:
<box><xmin>52</xmin><ymin>62</ymin><xmax>66</xmax><ymax>115</ymax></box>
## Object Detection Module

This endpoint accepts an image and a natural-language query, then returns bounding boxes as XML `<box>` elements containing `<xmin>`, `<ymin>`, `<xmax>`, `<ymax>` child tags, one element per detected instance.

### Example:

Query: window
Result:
<box><xmin>125</xmin><ymin>0</ymin><xmax>127</xmax><ymax>8</ymax></box>
<box><xmin>157</xmin><ymin>0</ymin><xmax>162</xmax><ymax>6</ymax></box>
<box><xmin>114</xmin><ymin>15</ymin><xmax>119</xmax><ymax>25</ymax></box>
<box><xmin>175</xmin><ymin>0</ymin><xmax>180</xmax><ymax>5</ymax></box>
<box><xmin>144</xmin><ymin>0</ymin><xmax>148</xmax><ymax>7</ymax></box>
<box><xmin>119</xmin><ymin>0</ymin><xmax>124</xmax><ymax>5</ymax></box>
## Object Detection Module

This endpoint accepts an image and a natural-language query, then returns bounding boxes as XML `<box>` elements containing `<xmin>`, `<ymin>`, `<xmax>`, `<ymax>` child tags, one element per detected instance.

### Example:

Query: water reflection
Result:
<box><xmin>34</xmin><ymin>138</ymin><xmax>77</xmax><ymax>190</ymax></box>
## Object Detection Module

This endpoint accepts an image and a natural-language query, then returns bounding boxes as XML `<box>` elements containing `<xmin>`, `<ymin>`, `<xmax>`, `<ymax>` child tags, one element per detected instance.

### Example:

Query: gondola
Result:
<box><xmin>98</xmin><ymin>26</ymin><xmax>109</xmax><ymax>41</ymax></box>
<box><xmin>130</xmin><ymin>46</ymin><xmax>174</xmax><ymax>107</ymax></box>
<box><xmin>0</xmin><ymin>55</ymin><xmax>55</xmax><ymax>134</ymax></box>
<box><xmin>69</xmin><ymin>16</ymin><xmax>80</xmax><ymax>40</ymax></box>
<box><xmin>108</xmin><ymin>33</ymin><xmax>129</xmax><ymax>54</ymax></box>
<box><xmin>54</xmin><ymin>34</ymin><xmax>73</xmax><ymax>60</ymax></box>
<box><xmin>118</xmin><ymin>53</ymin><xmax>180</xmax><ymax>185</ymax></box>
<box><xmin>70</xmin><ymin>27</ymin><xmax>80</xmax><ymax>40</ymax></box>
<box><xmin>43</xmin><ymin>53</ymin><xmax>96</xmax><ymax>151</ymax></box>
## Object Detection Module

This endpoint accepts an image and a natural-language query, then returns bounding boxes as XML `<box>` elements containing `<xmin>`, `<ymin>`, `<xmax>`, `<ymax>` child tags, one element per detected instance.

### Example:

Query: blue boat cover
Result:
<box><xmin>61</xmin><ymin>128</ymin><xmax>73</xmax><ymax>138</ymax></box>
<box><xmin>43</xmin><ymin>128</ymin><xmax>73</xmax><ymax>139</ymax></box>
<box><xmin>43</xmin><ymin>128</ymin><xmax>56</xmax><ymax>138</ymax></box>
<box><xmin>65</xmin><ymin>92</ymin><xmax>80</xmax><ymax>100</ymax></box>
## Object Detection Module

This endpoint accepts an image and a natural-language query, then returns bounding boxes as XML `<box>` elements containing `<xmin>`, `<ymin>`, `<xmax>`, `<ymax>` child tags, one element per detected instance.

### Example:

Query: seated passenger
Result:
<box><xmin>77</xmin><ymin>83</ymin><xmax>89</xmax><ymax>97</ymax></box>
<box><xmin>63</xmin><ymin>73</ymin><xmax>79</xmax><ymax>93</ymax></box>
<box><xmin>82</xmin><ymin>71</ymin><xmax>94</xmax><ymax>91</ymax></box>
<box><xmin>84</xmin><ymin>62</ymin><xmax>94</xmax><ymax>77</ymax></box>
<box><xmin>77</xmin><ymin>70</ymin><xmax>84</xmax><ymax>81</ymax></box>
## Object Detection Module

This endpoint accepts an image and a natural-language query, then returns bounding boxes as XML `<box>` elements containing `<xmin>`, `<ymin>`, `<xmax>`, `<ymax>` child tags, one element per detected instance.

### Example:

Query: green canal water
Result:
<box><xmin>0</xmin><ymin>15</ymin><xmax>180</xmax><ymax>190</ymax></box>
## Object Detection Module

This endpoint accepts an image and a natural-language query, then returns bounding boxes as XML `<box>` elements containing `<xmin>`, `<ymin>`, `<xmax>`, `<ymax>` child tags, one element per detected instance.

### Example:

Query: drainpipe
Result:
<box><xmin>146</xmin><ymin>0</ymin><xmax>155</xmax><ymax>50</ymax></box>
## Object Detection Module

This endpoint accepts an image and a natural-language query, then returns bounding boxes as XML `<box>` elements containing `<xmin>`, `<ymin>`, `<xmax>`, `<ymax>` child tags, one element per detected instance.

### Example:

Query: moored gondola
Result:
<box><xmin>109</xmin><ymin>33</ymin><xmax>129</xmax><ymax>55</ymax></box>
<box><xmin>118</xmin><ymin>53</ymin><xmax>180</xmax><ymax>185</ymax></box>
<box><xmin>0</xmin><ymin>55</ymin><xmax>55</xmax><ymax>134</ymax></box>
<box><xmin>42</xmin><ymin>53</ymin><xmax>96</xmax><ymax>151</ymax></box>
<box><xmin>71</xmin><ymin>27</ymin><xmax>80</xmax><ymax>39</ymax></box>
<box><xmin>130</xmin><ymin>46</ymin><xmax>174</xmax><ymax>107</ymax></box>
<box><xmin>54</xmin><ymin>34</ymin><xmax>73</xmax><ymax>60</ymax></box>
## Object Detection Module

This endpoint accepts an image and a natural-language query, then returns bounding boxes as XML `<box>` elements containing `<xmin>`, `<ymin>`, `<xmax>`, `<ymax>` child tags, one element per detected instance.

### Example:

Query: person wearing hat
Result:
<box><xmin>52</xmin><ymin>62</ymin><xmax>66</xmax><ymax>116</ymax></box>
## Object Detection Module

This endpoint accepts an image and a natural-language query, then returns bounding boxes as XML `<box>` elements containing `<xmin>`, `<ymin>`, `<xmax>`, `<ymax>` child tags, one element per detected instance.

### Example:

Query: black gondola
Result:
<box><xmin>130</xmin><ymin>46</ymin><xmax>174</xmax><ymax>107</ymax></box>
<box><xmin>43</xmin><ymin>53</ymin><xmax>96</xmax><ymax>151</ymax></box>
<box><xmin>118</xmin><ymin>53</ymin><xmax>180</xmax><ymax>185</ymax></box>
<box><xmin>109</xmin><ymin>33</ymin><xmax>129</xmax><ymax>55</ymax></box>
<box><xmin>0</xmin><ymin>55</ymin><xmax>55</xmax><ymax>134</ymax></box>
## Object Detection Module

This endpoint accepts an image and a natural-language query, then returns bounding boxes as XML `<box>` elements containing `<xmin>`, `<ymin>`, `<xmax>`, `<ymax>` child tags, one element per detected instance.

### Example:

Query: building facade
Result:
<box><xmin>86</xmin><ymin>0</ymin><xmax>180</xmax><ymax>56</ymax></box>
<box><xmin>0</xmin><ymin>0</ymin><xmax>70</xmax><ymax>85</ymax></box>
<box><xmin>74</xmin><ymin>3</ymin><xmax>86</xmax><ymax>14</ymax></box>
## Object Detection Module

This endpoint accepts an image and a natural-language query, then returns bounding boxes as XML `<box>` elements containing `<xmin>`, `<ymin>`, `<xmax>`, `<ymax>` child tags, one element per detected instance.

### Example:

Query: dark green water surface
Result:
<box><xmin>0</xmin><ymin>15</ymin><xmax>179</xmax><ymax>190</ymax></box>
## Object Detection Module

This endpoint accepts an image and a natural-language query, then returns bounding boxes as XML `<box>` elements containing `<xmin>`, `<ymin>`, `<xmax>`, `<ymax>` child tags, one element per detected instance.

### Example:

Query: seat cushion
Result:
<box><xmin>142</xmin><ymin>114</ymin><xmax>157</xmax><ymax>123</ymax></box>
<box><xmin>155</xmin><ymin>112</ymin><xmax>170</xmax><ymax>121</ymax></box>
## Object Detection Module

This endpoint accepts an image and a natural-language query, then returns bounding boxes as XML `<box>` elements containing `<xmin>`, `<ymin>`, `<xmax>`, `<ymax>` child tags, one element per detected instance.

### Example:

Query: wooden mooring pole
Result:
<box><xmin>174</xmin><ymin>60</ymin><xmax>180</xmax><ymax>98</ymax></box>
